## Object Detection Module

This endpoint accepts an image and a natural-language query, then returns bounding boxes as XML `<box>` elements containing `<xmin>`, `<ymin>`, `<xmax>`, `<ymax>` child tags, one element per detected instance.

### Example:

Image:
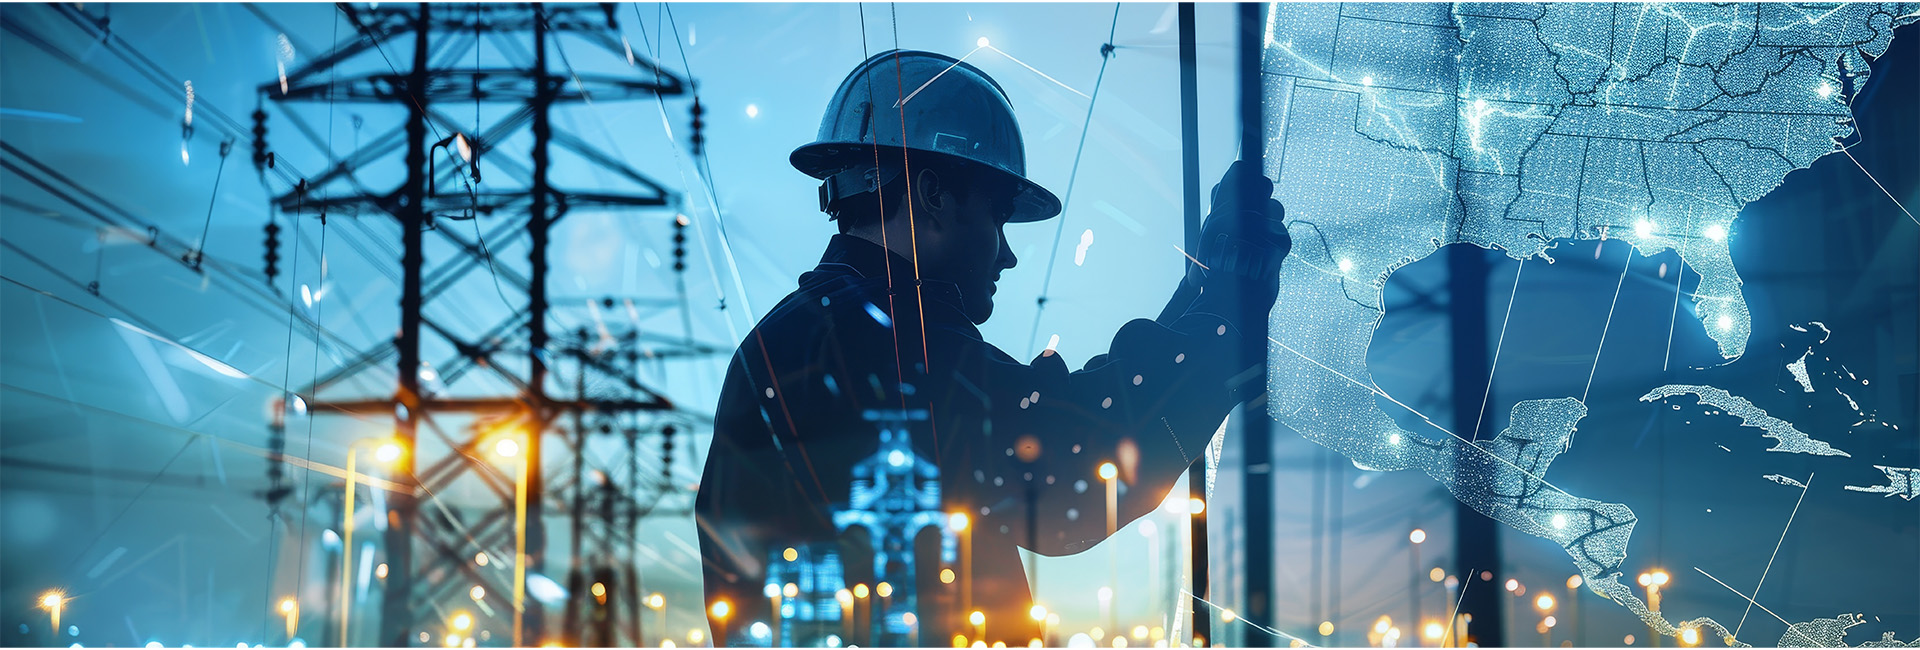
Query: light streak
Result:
<box><xmin>1172</xmin><ymin>244</ymin><xmax>1208</xmax><ymax>271</ymax></box>
<box><xmin>1442</xmin><ymin>567</ymin><xmax>1474</xmax><ymax>646</ymax></box>
<box><xmin>1182</xmin><ymin>590</ymin><xmax>1315</xmax><ymax>647</ymax></box>
<box><xmin>1472</xmin><ymin>258</ymin><xmax>1526</xmax><ymax>440</ymax></box>
<box><xmin>1581</xmin><ymin>247</ymin><xmax>1633</xmax><ymax>403</ymax></box>
<box><xmin>1662</xmin><ymin>251</ymin><xmax>1685</xmax><ymax>372</ymax></box>
<box><xmin>1838</xmin><ymin>145</ymin><xmax>1917</xmax><ymax>226</ymax></box>
<box><xmin>1735</xmin><ymin>472</ymin><xmax>1811</xmax><ymax>640</ymax></box>
<box><xmin>1692</xmin><ymin>567</ymin><xmax>1820</xmax><ymax>646</ymax></box>
<box><xmin>1269</xmin><ymin>337</ymin><xmax>1578</xmax><ymax>500</ymax></box>
<box><xmin>985</xmin><ymin>45</ymin><xmax>1091</xmax><ymax>100</ymax></box>
<box><xmin>896</xmin><ymin>46</ymin><xmax>986</xmax><ymax>107</ymax></box>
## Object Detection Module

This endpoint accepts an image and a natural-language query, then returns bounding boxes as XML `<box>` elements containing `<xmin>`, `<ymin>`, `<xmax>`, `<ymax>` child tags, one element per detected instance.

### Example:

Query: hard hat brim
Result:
<box><xmin>792</xmin><ymin>142</ymin><xmax>1062</xmax><ymax>223</ymax></box>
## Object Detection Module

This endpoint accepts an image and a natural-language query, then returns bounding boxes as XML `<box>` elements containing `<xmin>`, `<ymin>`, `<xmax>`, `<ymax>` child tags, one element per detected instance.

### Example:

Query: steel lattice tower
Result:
<box><xmin>257</xmin><ymin>3</ymin><xmax>713</xmax><ymax>645</ymax></box>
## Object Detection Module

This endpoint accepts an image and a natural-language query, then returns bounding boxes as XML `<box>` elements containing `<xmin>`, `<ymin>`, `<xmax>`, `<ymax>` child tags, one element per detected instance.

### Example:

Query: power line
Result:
<box><xmin>1025</xmin><ymin>3</ymin><xmax>1124</xmax><ymax>359</ymax></box>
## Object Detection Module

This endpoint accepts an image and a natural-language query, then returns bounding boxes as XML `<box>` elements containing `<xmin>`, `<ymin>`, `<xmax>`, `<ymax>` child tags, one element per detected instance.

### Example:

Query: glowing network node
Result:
<box><xmin>745</xmin><ymin>104</ymin><xmax>760</xmax><ymax>119</ymax></box>
<box><xmin>1704</xmin><ymin>223</ymin><xmax>1727</xmax><ymax>241</ymax></box>
<box><xmin>1717</xmin><ymin>315</ymin><xmax>1732</xmax><ymax>331</ymax></box>
<box><xmin>1337</xmin><ymin>258</ymin><xmax>1354</xmax><ymax>273</ymax></box>
<box><xmin>1635</xmin><ymin>219</ymin><xmax>1654</xmax><ymax>238</ymax></box>
<box><xmin>978</xmin><ymin>37</ymin><xmax>990</xmax><ymax>48</ymax></box>
<box><xmin>1551</xmin><ymin>513</ymin><xmax>1568</xmax><ymax>529</ymax></box>
<box><xmin>1361</xmin><ymin>75</ymin><xmax>1374</xmax><ymax>86</ymax></box>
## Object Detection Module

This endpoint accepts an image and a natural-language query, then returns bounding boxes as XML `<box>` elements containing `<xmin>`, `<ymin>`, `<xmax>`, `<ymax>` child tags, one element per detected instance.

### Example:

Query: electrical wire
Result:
<box><xmin>1025</xmin><ymin>3</ymin><xmax>1123</xmax><ymax>359</ymax></box>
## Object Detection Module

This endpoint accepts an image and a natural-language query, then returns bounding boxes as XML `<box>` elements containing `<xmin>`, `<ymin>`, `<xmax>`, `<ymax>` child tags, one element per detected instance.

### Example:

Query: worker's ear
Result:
<box><xmin>912</xmin><ymin>166</ymin><xmax>952</xmax><ymax>229</ymax></box>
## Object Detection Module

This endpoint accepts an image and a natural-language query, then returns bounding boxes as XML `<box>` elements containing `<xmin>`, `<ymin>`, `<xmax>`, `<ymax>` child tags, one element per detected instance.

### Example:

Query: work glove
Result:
<box><xmin>1186</xmin><ymin>160</ymin><xmax>1291</xmax><ymax>312</ymax></box>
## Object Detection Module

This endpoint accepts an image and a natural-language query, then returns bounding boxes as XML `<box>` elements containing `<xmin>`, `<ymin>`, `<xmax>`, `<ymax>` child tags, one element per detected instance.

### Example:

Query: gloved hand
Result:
<box><xmin>1186</xmin><ymin>160</ymin><xmax>1290</xmax><ymax>310</ymax></box>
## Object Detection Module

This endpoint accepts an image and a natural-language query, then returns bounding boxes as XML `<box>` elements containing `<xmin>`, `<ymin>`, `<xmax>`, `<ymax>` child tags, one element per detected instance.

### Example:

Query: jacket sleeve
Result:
<box><xmin>927</xmin><ymin>308</ymin><xmax>1264</xmax><ymax>557</ymax></box>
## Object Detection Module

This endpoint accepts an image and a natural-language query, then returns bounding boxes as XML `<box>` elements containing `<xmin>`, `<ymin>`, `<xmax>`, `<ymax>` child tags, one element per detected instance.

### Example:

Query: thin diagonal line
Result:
<box><xmin>1472</xmin><ymin>259</ymin><xmax>1525</xmax><ymax>440</ymax></box>
<box><xmin>1582</xmin><ymin>246</ymin><xmax>1633</xmax><ymax>403</ymax></box>
<box><xmin>893</xmin><ymin>45</ymin><xmax>985</xmax><ymax>108</ymax></box>
<box><xmin>1270</xmin><ymin>336</ymin><xmax>1577</xmax><ymax>500</ymax></box>
<box><xmin>1183</xmin><ymin>589</ymin><xmax>1316</xmax><ymax>647</ymax></box>
<box><xmin>1662</xmin><ymin>254</ymin><xmax>1685</xmax><ymax>372</ymax></box>
<box><xmin>1173</xmin><ymin>244</ymin><xmax>1209</xmax><ymax>270</ymax></box>
<box><xmin>1442</xmin><ymin>566</ymin><xmax>1475</xmax><ymax>647</ymax></box>
<box><xmin>986</xmin><ymin>45</ymin><xmax>1092</xmax><ymax>99</ymax></box>
<box><xmin>1026</xmin><ymin>3</ymin><xmax>1121</xmax><ymax>358</ymax></box>
<box><xmin>1838</xmin><ymin>145</ymin><xmax>1917</xmax><ymax>226</ymax></box>
<box><xmin>62</xmin><ymin>439</ymin><xmax>197</xmax><ymax>572</ymax></box>
<box><xmin>1695</xmin><ymin>566</ymin><xmax>1821</xmax><ymax>646</ymax></box>
<box><xmin>1736</xmin><ymin>472</ymin><xmax>1812</xmax><ymax>639</ymax></box>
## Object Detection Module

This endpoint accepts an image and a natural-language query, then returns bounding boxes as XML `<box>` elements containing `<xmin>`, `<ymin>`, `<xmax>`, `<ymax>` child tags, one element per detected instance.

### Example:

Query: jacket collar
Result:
<box><xmin>805</xmin><ymin>234</ymin><xmax>969</xmax><ymax>311</ymax></box>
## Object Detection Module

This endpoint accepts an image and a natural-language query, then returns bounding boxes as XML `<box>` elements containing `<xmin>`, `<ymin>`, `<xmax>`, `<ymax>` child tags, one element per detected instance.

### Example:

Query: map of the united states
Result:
<box><xmin>1258</xmin><ymin>3</ymin><xmax>1917</xmax><ymax>646</ymax></box>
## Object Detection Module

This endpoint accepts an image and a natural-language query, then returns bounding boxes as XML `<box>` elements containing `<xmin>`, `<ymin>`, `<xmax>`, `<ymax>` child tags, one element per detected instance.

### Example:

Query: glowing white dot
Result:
<box><xmin>1704</xmin><ymin>223</ymin><xmax>1727</xmax><ymax>241</ymax></box>
<box><xmin>1634</xmin><ymin>219</ymin><xmax>1653</xmax><ymax>238</ymax></box>
<box><xmin>977</xmin><ymin>37</ymin><xmax>990</xmax><ymax>48</ymax></box>
<box><xmin>745</xmin><ymin>104</ymin><xmax>759</xmax><ymax>119</ymax></box>
<box><xmin>1361</xmin><ymin>75</ymin><xmax>1374</xmax><ymax>86</ymax></box>
<box><xmin>1717</xmin><ymin>315</ymin><xmax>1732</xmax><ymax>331</ymax></box>
<box><xmin>888</xmin><ymin>450</ymin><xmax>907</xmax><ymax>467</ymax></box>
<box><xmin>1337</xmin><ymin>258</ymin><xmax>1354</xmax><ymax>273</ymax></box>
<box><xmin>1816</xmin><ymin>82</ymin><xmax>1834</xmax><ymax>99</ymax></box>
<box><xmin>765</xmin><ymin>387</ymin><xmax>775</xmax><ymax>399</ymax></box>
<box><xmin>1388</xmin><ymin>433</ymin><xmax>1401</xmax><ymax>444</ymax></box>
<box><xmin>1552</xmin><ymin>514</ymin><xmax>1568</xmax><ymax>529</ymax></box>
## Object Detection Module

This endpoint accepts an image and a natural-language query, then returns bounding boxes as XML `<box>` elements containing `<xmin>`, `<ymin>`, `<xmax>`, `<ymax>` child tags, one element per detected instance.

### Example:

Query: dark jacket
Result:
<box><xmin>697</xmin><ymin>234</ymin><xmax>1262</xmax><ymax>646</ymax></box>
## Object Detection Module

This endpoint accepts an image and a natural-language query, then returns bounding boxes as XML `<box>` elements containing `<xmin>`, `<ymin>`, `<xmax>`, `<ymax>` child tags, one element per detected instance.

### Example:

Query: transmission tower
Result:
<box><xmin>255</xmin><ymin>3</ymin><xmax>716</xmax><ymax>645</ymax></box>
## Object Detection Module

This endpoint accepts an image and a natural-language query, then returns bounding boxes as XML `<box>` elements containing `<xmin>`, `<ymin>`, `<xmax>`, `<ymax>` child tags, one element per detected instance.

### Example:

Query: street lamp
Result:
<box><xmin>1030</xmin><ymin>605</ymin><xmax>1049</xmax><ymax>645</ymax></box>
<box><xmin>1409</xmin><ymin>527</ymin><xmax>1425</xmax><ymax>647</ymax></box>
<box><xmin>1637</xmin><ymin>571</ymin><xmax>1669</xmax><ymax>646</ymax></box>
<box><xmin>341</xmin><ymin>437</ymin><xmax>405</xmax><ymax>646</ymax></box>
<box><xmin>648</xmin><ymin>594</ymin><xmax>667</xmax><ymax>646</ymax></box>
<box><xmin>764</xmin><ymin>584</ymin><xmax>784</xmax><ymax>648</ymax></box>
<box><xmin>710</xmin><ymin>599</ymin><xmax>731</xmax><ymax>648</ymax></box>
<box><xmin>280</xmin><ymin>597</ymin><xmax>299</xmax><ymax>640</ymax></box>
<box><xmin>39</xmin><ymin>591</ymin><xmax>65</xmax><ymax>644</ymax></box>
<box><xmin>487</xmin><ymin>428</ymin><xmax>535</xmax><ymax>647</ymax></box>
<box><xmin>970</xmin><ymin>610</ymin><xmax>987</xmax><ymax>644</ymax></box>
<box><xmin>1099</xmin><ymin>462</ymin><xmax>1118</xmax><ymax>636</ymax></box>
<box><xmin>952</xmin><ymin>512</ymin><xmax>972</xmax><ymax>621</ymax></box>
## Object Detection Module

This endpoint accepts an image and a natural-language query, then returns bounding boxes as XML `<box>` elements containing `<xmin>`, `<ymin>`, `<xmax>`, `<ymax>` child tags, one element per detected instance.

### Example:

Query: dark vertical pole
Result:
<box><xmin>1236</xmin><ymin>3</ymin><xmax>1274</xmax><ymax>647</ymax></box>
<box><xmin>1449</xmin><ymin>244</ymin><xmax>1502</xmax><ymax>646</ymax></box>
<box><xmin>526</xmin><ymin>3</ymin><xmax>553</xmax><ymax>644</ymax></box>
<box><xmin>626</xmin><ymin>428</ymin><xmax>645</xmax><ymax>647</ymax></box>
<box><xmin>379</xmin><ymin>4</ymin><xmax>429</xmax><ymax>645</ymax></box>
<box><xmin>1177</xmin><ymin>3</ymin><xmax>1210</xmax><ymax>647</ymax></box>
<box><xmin>565</xmin><ymin>340</ymin><xmax>587</xmax><ymax>646</ymax></box>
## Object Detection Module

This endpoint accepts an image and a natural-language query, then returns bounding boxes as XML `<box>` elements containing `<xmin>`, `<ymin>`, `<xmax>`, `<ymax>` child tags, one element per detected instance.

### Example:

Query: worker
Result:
<box><xmin>696</xmin><ymin>49</ymin><xmax>1290</xmax><ymax>646</ymax></box>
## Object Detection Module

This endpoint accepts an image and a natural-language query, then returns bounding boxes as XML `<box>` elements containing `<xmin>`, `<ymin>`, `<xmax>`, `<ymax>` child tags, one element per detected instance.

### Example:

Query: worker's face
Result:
<box><xmin>918</xmin><ymin>170</ymin><xmax>1018</xmax><ymax>325</ymax></box>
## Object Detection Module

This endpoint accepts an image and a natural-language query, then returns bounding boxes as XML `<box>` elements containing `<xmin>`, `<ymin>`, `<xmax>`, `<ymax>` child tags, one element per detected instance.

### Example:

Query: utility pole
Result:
<box><xmin>1178</xmin><ymin>3</ymin><xmax>1209</xmax><ymax>647</ymax></box>
<box><xmin>1236</xmin><ymin>4</ymin><xmax>1274</xmax><ymax>647</ymax></box>
<box><xmin>1449</xmin><ymin>241</ymin><xmax>1503</xmax><ymax>646</ymax></box>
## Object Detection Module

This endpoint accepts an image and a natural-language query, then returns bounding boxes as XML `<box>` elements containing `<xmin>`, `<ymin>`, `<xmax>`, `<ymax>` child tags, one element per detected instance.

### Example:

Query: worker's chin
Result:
<box><xmin>963</xmin><ymin>296</ymin><xmax>995</xmax><ymax>325</ymax></box>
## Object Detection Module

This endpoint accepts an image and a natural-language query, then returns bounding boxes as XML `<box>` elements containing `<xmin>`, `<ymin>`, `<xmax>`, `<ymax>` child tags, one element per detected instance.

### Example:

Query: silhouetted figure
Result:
<box><xmin>698</xmin><ymin>49</ymin><xmax>1290</xmax><ymax>647</ymax></box>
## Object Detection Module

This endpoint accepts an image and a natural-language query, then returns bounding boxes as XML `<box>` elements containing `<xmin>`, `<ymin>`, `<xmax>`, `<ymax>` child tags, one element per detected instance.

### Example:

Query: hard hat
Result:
<box><xmin>791</xmin><ymin>49</ymin><xmax>1062</xmax><ymax>223</ymax></box>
